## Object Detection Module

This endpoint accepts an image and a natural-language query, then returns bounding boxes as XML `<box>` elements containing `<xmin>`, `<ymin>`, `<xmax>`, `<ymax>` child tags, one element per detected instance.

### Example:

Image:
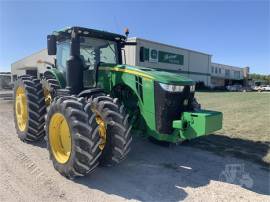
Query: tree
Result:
<box><xmin>249</xmin><ymin>73</ymin><xmax>270</xmax><ymax>85</ymax></box>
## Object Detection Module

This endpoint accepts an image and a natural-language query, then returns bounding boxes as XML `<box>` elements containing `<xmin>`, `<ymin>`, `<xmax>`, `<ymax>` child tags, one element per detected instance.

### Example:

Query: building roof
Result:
<box><xmin>11</xmin><ymin>49</ymin><xmax>48</xmax><ymax>66</ymax></box>
<box><xmin>211</xmin><ymin>62</ymin><xmax>246</xmax><ymax>70</ymax></box>
<box><xmin>128</xmin><ymin>37</ymin><xmax>212</xmax><ymax>56</ymax></box>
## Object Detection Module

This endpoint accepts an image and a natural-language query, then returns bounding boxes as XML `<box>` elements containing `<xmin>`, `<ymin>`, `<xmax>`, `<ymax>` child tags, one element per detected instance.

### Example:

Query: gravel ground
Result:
<box><xmin>0</xmin><ymin>99</ymin><xmax>269</xmax><ymax>202</ymax></box>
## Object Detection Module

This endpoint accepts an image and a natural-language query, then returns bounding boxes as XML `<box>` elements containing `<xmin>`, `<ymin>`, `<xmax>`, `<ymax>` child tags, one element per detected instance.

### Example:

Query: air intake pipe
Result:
<box><xmin>66</xmin><ymin>29</ymin><xmax>84</xmax><ymax>94</ymax></box>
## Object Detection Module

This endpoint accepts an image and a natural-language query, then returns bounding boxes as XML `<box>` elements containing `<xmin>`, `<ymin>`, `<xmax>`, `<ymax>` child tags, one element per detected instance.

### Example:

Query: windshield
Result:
<box><xmin>79</xmin><ymin>36</ymin><xmax>118</xmax><ymax>70</ymax></box>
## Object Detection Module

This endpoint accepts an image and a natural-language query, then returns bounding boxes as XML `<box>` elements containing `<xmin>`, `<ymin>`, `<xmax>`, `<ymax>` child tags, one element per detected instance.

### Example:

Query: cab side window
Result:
<box><xmin>56</xmin><ymin>41</ymin><xmax>70</xmax><ymax>73</ymax></box>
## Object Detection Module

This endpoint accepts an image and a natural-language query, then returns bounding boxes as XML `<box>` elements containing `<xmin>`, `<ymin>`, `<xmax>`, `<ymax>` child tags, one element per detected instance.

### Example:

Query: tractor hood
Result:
<box><xmin>115</xmin><ymin>65</ymin><xmax>194</xmax><ymax>85</ymax></box>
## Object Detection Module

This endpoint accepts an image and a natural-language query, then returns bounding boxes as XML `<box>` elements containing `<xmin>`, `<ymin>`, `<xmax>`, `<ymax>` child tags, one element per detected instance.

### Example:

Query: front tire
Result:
<box><xmin>45</xmin><ymin>96</ymin><xmax>101</xmax><ymax>179</ymax></box>
<box><xmin>13</xmin><ymin>75</ymin><xmax>46</xmax><ymax>141</ymax></box>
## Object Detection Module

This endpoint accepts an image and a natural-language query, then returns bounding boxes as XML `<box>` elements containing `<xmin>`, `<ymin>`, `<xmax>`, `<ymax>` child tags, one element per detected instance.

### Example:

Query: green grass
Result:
<box><xmin>192</xmin><ymin>92</ymin><xmax>270</xmax><ymax>166</ymax></box>
<box><xmin>196</xmin><ymin>92</ymin><xmax>270</xmax><ymax>142</ymax></box>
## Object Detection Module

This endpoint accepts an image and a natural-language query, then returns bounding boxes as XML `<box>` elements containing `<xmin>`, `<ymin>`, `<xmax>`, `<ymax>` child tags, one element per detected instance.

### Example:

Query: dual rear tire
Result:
<box><xmin>45</xmin><ymin>97</ymin><xmax>101</xmax><ymax>178</ymax></box>
<box><xmin>13</xmin><ymin>75</ymin><xmax>46</xmax><ymax>141</ymax></box>
<box><xmin>45</xmin><ymin>94</ymin><xmax>132</xmax><ymax>178</ymax></box>
<box><xmin>13</xmin><ymin>75</ymin><xmax>132</xmax><ymax>178</ymax></box>
<box><xmin>88</xmin><ymin>93</ymin><xmax>132</xmax><ymax>166</ymax></box>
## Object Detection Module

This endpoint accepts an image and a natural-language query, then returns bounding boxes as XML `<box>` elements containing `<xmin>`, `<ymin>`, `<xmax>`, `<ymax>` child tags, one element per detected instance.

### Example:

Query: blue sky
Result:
<box><xmin>0</xmin><ymin>0</ymin><xmax>269</xmax><ymax>74</ymax></box>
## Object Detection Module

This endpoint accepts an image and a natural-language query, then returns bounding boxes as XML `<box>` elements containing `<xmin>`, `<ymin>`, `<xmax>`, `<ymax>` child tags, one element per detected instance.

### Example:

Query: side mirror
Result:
<box><xmin>47</xmin><ymin>35</ymin><xmax>56</xmax><ymax>55</ymax></box>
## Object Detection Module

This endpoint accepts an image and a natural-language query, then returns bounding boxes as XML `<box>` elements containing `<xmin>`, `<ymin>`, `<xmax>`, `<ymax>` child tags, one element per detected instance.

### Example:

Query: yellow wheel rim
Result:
<box><xmin>96</xmin><ymin>115</ymin><xmax>107</xmax><ymax>150</ymax></box>
<box><xmin>44</xmin><ymin>88</ymin><xmax>52</xmax><ymax>106</ymax></box>
<box><xmin>49</xmin><ymin>113</ymin><xmax>71</xmax><ymax>164</ymax></box>
<box><xmin>15</xmin><ymin>87</ymin><xmax>28</xmax><ymax>132</ymax></box>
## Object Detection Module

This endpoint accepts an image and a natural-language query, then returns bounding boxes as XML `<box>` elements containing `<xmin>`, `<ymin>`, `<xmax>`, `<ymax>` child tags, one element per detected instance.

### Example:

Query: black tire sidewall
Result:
<box><xmin>46</xmin><ymin>102</ymin><xmax>77</xmax><ymax>176</ymax></box>
<box><xmin>13</xmin><ymin>79</ymin><xmax>30</xmax><ymax>140</ymax></box>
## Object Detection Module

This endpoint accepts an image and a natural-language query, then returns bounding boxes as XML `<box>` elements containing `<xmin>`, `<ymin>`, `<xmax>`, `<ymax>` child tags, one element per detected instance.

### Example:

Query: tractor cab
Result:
<box><xmin>47</xmin><ymin>26</ymin><xmax>126</xmax><ymax>94</ymax></box>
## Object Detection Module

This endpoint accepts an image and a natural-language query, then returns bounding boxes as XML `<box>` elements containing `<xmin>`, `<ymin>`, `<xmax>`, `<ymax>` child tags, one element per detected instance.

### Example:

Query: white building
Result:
<box><xmin>124</xmin><ymin>37</ymin><xmax>212</xmax><ymax>86</ymax></box>
<box><xmin>210</xmin><ymin>62</ymin><xmax>249</xmax><ymax>87</ymax></box>
<box><xmin>11</xmin><ymin>49</ymin><xmax>54</xmax><ymax>82</ymax></box>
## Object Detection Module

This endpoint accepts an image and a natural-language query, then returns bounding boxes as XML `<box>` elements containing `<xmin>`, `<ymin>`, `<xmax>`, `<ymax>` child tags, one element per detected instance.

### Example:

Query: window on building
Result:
<box><xmin>139</xmin><ymin>47</ymin><xmax>149</xmax><ymax>62</ymax></box>
<box><xmin>215</xmin><ymin>67</ymin><xmax>217</xmax><ymax>74</ymax></box>
<box><xmin>140</xmin><ymin>47</ymin><xmax>144</xmax><ymax>62</ymax></box>
<box><xmin>234</xmin><ymin>71</ymin><xmax>240</xmax><ymax>79</ymax></box>
<box><xmin>13</xmin><ymin>75</ymin><xmax>17</xmax><ymax>81</ymax></box>
<box><xmin>225</xmin><ymin>69</ymin><xmax>230</xmax><ymax>77</ymax></box>
<box><xmin>211</xmin><ymin>67</ymin><xmax>214</xmax><ymax>73</ymax></box>
<box><xmin>219</xmin><ymin>68</ymin><xmax>221</xmax><ymax>74</ymax></box>
<box><xmin>26</xmin><ymin>69</ymin><xmax>37</xmax><ymax>77</ymax></box>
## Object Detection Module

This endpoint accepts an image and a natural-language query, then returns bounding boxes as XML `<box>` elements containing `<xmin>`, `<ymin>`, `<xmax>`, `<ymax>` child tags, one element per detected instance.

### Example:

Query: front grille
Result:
<box><xmin>154</xmin><ymin>82</ymin><xmax>194</xmax><ymax>134</ymax></box>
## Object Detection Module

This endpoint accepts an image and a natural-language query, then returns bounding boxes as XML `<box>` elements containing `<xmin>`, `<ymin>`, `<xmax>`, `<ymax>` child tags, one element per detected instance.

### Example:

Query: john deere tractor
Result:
<box><xmin>13</xmin><ymin>26</ymin><xmax>222</xmax><ymax>179</ymax></box>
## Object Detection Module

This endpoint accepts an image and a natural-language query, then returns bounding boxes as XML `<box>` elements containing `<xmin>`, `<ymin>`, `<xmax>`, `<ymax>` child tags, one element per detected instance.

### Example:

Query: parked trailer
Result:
<box><xmin>0</xmin><ymin>73</ymin><xmax>12</xmax><ymax>89</ymax></box>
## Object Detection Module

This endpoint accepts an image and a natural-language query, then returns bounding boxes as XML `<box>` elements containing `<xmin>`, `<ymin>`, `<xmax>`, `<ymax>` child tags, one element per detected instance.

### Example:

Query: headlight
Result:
<box><xmin>190</xmin><ymin>85</ymin><xmax>195</xmax><ymax>92</ymax></box>
<box><xmin>159</xmin><ymin>83</ymin><xmax>184</xmax><ymax>92</ymax></box>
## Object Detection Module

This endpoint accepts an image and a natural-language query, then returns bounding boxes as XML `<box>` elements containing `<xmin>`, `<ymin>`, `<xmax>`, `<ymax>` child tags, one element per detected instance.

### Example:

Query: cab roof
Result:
<box><xmin>52</xmin><ymin>26</ymin><xmax>126</xmax><ymax>42</ymax></box>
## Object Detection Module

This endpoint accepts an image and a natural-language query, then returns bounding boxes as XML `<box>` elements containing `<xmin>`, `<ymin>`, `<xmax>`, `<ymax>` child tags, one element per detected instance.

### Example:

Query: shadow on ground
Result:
<box><xmin>185</xmin><ymin>134</ymin><xmax>270</xmax><ymax>168</ymax></box>
<box><xmin>73</xmin><ymin>136</ymin><xmax>270</xmax><ymax>201</ymax></box>
<box><xmin>30</xmin><ymin>139</ymin><xmax>47</xmax><ymax>148</ymax></box>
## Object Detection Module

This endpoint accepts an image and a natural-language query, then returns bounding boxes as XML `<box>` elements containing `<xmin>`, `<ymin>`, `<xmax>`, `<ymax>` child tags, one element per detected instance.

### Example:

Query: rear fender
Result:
<box><xmin>77</xmin><ymin>88</ymin><xmax>106</xmax><ymax>98</ymax></box>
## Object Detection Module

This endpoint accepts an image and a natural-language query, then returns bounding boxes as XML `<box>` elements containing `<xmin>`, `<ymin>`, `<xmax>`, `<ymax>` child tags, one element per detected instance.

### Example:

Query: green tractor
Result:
<box><xmin>13</xmin><ymin>26</ymin><xmax>222</xmax><ymax>179</ymax></box>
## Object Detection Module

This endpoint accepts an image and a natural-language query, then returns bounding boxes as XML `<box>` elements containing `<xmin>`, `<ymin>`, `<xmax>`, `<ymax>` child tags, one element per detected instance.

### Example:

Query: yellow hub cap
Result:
<box><xmin>15</xmin><ymin>87</ymin><xmax>28</xmax><ymax>132</ymax></box>
<box><xmin>96</xmin><ymin>115</ymin><xmax>107</xmax><ymax>150</ymax></box>
<box><xmin>44</xmin><ymin>88</ymin><xmax>52</xmax><ymax>106</ymax></box>
<box><xmin>49</xmin><ymin>113</ymin><xmax>71</xmax><ymax>164</ymax></box>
